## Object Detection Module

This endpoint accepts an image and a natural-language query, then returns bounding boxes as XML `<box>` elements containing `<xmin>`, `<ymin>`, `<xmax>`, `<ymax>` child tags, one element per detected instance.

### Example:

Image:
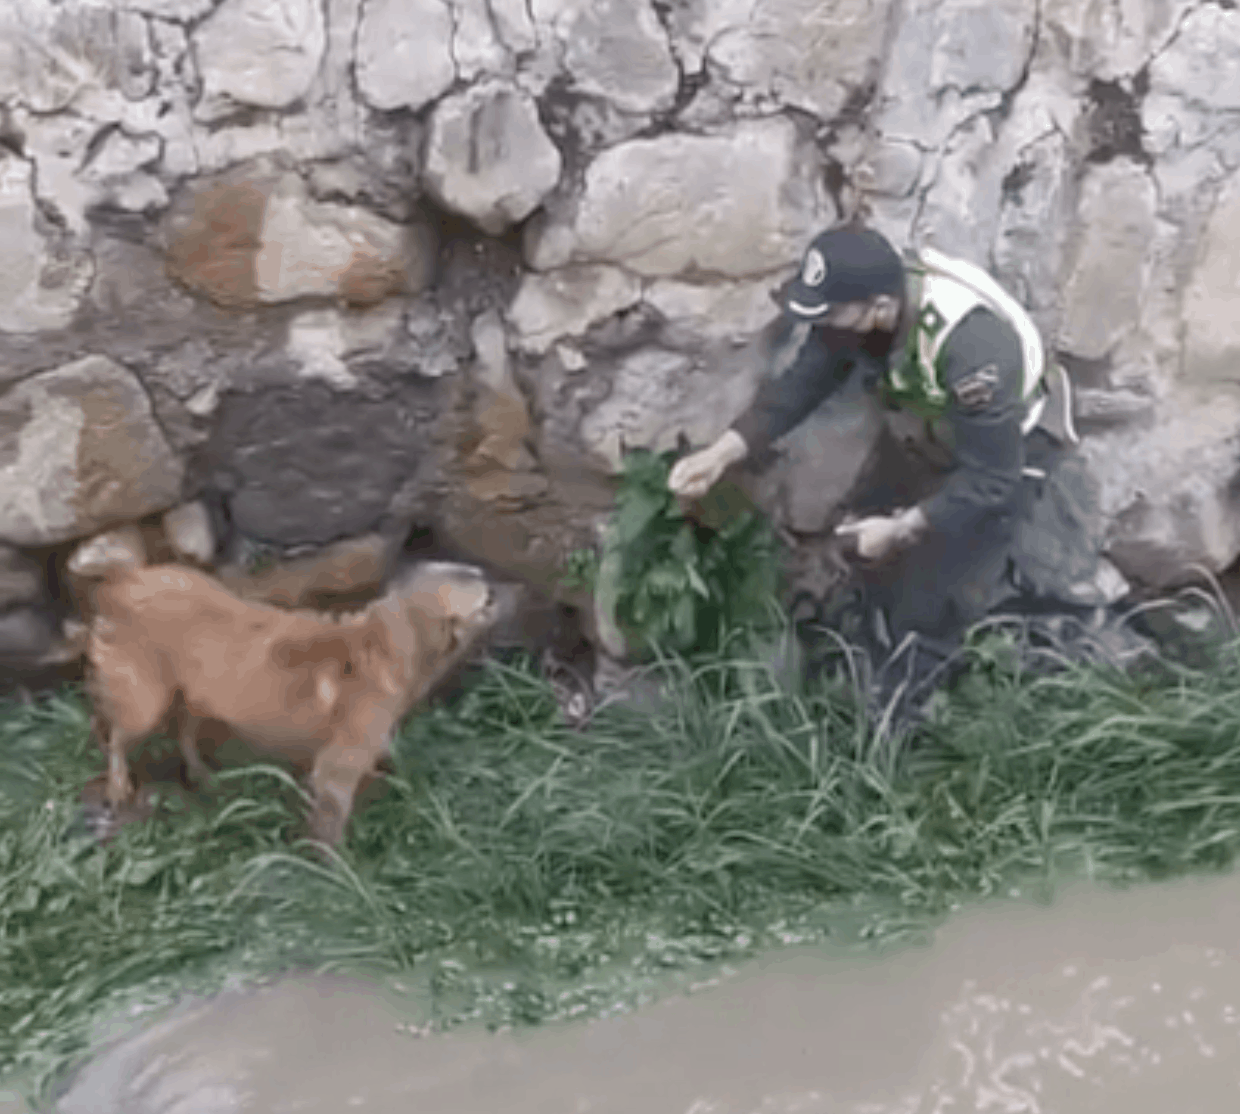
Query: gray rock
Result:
<box><xmin>1057</xmin><ymin>160</ymin><xmax>1158</xmax><ymax>362</ymax></box>
<box><xmin>0</xmin><ymin>153</ymin><xmax>94</xmax><ymax>333</ymax></box>
<box><xmin>1074</xmin><ymin>388</ymin><xmax>1157</xmax><ymax>427</ymax></box>
<box><xmin>577</xmin><ymin>346</ymin><xmax>758</xmax><ymax>473</ymax></box>
<box><xmin>450</xmin><ymin>0</ymin><xmax>513</xmax><ymax>82</ymax></box>
<box><xmin>355</xmin><ymin>0</ymin><xmax>456</xmax><ymax>112</ymax></box>
<box><xmin>200</xmin><ymin>381</ymin><xmax>431</xmax><ymax>548</ymax></box>
<box><xmin>643</xmin><ymin>278</ymin><xmax>782</xmax><ymax>350</ymax></box>
<box><xmin>0</xmin><ymin>1</ymin><xmax>154</xmax><ymax>115</ymax></box>
<box><xmin>0</xmin><ymin>547</ymin><xmax>43</xmax><ymax>611</ymax></box>
<box><xmin>424</xmin><ymin>81</ymin><xmax>563</xmax><ymax>236</ymax></box>
<box><xmin>193</xmin><ymin>0</ymin><xmax>327</xmax><ymax>121</ymax></box>
<box><xmin>1182</xmin><ymin>173</ymin><xmax>1240</xmax><ymax>387</ymax></box>
<box><xmin>1082</xmin><ymin>402</ymin><xmax>1240</xmax><ymax>586</ymax></box>
<box><xmin>507</xmin><ymin>265</ymin><xmax>643</xmax><ymax>355</ymax></box>
<box><xmin>526</xmin><ymin>118</ymin><xmax>831</xmax><ymax>278</ymax></box>
<box><xmin>1042</xmin><ymin>0</ymin><xmax>1192</xmax><ymax>83</ymax></box>
<box><xmin>534</xmin><ymin>0</ymin><xmax>679</xmax><ymax>116</ymax></box>
<box><xmin>879</xmin><ymin>0</ymin><xmax>1035</xmax><ymax>147</ymax></box>
<box><xmin>675</xmin><ymin>0</ymin><xmax>890</xmax><ymax>120</ymax></box>
<box><xmin>0</xmin><ymin>356</ymin><xmax>184</xmax><ymax>548</ymax></box>
<box><xmin>0</xmin><ymin>605</ymin><xmax>56</xmax><ymax>662</ymax></box>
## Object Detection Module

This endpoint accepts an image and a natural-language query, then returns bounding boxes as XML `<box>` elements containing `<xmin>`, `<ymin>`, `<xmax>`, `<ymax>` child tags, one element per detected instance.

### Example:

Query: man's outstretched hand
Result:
<box><xmin>835</xmin><ymin>506</ymin><xmax>929</xmax><ymax>562</ymax></box>
<box><xmin>667</xmin><ymin>430</ymin><xmax>749</xmax><ymax>499</ymax></box>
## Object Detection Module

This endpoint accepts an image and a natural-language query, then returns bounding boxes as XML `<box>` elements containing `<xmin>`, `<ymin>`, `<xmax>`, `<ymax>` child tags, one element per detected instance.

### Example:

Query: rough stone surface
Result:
<box><xmin>1057</xmin><ymin>160</ymin><xmax>1158</xmax><ymax>362</ymax></box>
<box><xmin>578</xmin><ymin>347</ymin><xmax>757</xmax><ymax>473</ymax></box>
<box><xmin>424</xmin><ymin>81</ymin><xmax>563</xmax><ymax>236</ymax></box>
<box><xmin>507</xmin><ymin>265</ymin><xmax>643</xmax><ymax>355</ymax></box>
<box><xmin>198</xmin><ymin>381</ymin><xmax>435</xmax><ymax>548</ymax></box>
<box><xmin>0</xmin><ymin>1</ymin><xmax>155</xmax><ymax>115</ymax></box>
<box><xmin>165</xmin><ymin>168</ymin><xmax>432</xmax><ymax>309</ymax></box>
<box><xmin>2</xmin><ymin>0</ymin><xmax>1240</xmax><ymax>666</ymax></box>
<box><xmin>880</xmin><ymin>0</ymin><xmax>1036</xmax><ymax>145</ymax></box>
<box><xmin>527</xmin><ymin>119</ymin><xmax>830</xmax><ymax>278</ymax></box>
<box><xmin>534</xmin><ymin>0</ymin><xmax>679</xmax><ymax>116</ymax></box>
<box><xmin>1081</xmin><ymin>399</ymin><xmax>1240</xmax><ymax>586</ymax></box>
<box><xmin>255</xmin><ymin>173</ymin><xmax>428</xmax><ymax>305</ymax></box>
<box><xmin>462</xmin><ymin>310</ymin><xmax>548</xmax><ymax>506</ymax></box>
<box><xmin>644</xmin><ymin>278</ymin><xmax>782</xmax><ymax>350</ymax></box>
<box><xmin>1182</xmin><ymin>171</ymin><xmax>1240</xmax><ymax>387</ymax></box>
<box><xmin>1143</xmin><ymin>6</ymin><xmax>1240</xmax><ymax>151</ymax></box>
<box><xmin>1042</xmin><ymin>0</ymin><xmax>1192</xmax><ymax>83</ymax></box>
<box><xmin>672</xmin><ymin>0</ymin><xmax>891</xmax><ymax>119</ymax></box>
<box><xmin>193</xmin><ymin>0</ymin><xmax>328</xmax><ymax>121</ymax></box>
<box><xmin>356</xmin><ymin>0</ymin><xmax>456</xmax><ymax>112</ymax></box>
<box><xmin>0</xmin><ymin>154</ymin><xmax>94</xmax><ymax>333</ymax></box>
<box><xmin>0</xmin><ymin>546</ymin><xmax>44</xmax><ymax>611</ymax></box>
<box><xmin>0</xmin><ymin>605</ymin><xmax>58</xmax><ymax>662</ymax></box>
<box><xmin>0</xmin><ymin>356</ymin><xmax>183</xmax><ymax>548</ymax></box>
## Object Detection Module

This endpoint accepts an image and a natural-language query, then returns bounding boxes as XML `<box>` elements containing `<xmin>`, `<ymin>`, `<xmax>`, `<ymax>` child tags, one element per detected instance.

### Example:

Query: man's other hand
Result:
<box><xmin>835</xmin><ymin>506</ymin><xmax>928</xmax><ymax>562</ymax></box>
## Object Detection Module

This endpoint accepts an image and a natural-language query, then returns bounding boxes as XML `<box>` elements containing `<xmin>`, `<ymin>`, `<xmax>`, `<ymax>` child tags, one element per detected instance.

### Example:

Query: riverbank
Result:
<box><xmin>5</xmin><ymin>623</ymin><xmax>1240</xmax><ymax>1107</ymax></box>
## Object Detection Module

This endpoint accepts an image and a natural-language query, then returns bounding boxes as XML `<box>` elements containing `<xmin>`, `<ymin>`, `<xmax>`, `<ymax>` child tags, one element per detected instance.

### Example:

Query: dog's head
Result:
<box><xmin>382</xmin><ymin>560</ymin><xmax>513</xmax><ymax>686</ymax></box>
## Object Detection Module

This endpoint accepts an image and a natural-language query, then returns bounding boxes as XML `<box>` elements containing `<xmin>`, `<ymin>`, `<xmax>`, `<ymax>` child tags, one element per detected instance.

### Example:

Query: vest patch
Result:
<box><xmin>952</xmin><ymin>364</ymin><xmax>1000</xmax><ymax>412</ymax></box>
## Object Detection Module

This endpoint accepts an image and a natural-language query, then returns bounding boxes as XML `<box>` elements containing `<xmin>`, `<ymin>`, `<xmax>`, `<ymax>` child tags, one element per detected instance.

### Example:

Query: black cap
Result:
<box><xmin>782</xmin><ymin>226</ymin><xmax>905</xmax><ymax>321</ymax></box>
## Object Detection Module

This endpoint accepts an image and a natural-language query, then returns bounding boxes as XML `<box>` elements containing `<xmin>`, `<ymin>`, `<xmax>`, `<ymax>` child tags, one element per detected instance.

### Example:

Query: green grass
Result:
<box><xmin>6</xmin><ymin>618</ymin><xmax>1240</xmax><ymax>1106</ymax></box>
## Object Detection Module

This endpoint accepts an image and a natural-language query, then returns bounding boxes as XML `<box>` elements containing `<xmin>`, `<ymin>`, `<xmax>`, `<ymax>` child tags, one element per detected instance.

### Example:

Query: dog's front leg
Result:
<box><xmin>177</xmin><ymin>712</ymin><xmax>214</xmax><ymax>789</ymax></box>
<box><xmin>106</xmin><ymin>723</ymin><xmax>136</xmax><ymax>808</ymax></box>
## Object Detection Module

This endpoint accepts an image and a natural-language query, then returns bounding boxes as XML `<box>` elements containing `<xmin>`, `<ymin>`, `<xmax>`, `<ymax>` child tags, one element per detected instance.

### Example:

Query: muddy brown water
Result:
<box><xmin>9</xmin><ymin>871</ymin><xmax>1239</xmax><ymax>1113</ymax></box>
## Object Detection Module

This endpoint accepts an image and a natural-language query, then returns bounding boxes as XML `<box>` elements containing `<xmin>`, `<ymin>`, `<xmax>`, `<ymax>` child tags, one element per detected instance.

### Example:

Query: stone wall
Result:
<box><xmin>4</xmin><ymin>0</ymin><xmax>1240</xmax><ymax>673</ymax></box>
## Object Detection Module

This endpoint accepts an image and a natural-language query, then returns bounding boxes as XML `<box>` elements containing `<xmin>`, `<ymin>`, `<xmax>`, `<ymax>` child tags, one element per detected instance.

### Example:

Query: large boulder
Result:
<box><xmin>0</xmin><ymin>356</ymin><xmax>184</xmax><ymax>547</ymax></box>
<box><xmin>424</xmin><ymin>81</ymin><xmax>563</xmax><ymax>236</ymax></box>
<box><xmin>197</xmin><ymin>381</ymin><xmax>434</xmax><ymax>549</ymax></box>
<box><xmin>165</xmin><ymin>168</ymin><xmax>434</xmax><ymax>309</ymax></box>
<box><xmin>526</xmin><ymin>118</ymin><xmax>831</xmax><ymax>278</ymax></box>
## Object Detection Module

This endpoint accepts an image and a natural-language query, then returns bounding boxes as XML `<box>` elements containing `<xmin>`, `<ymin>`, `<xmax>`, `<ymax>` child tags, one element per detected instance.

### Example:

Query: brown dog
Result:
<box><xmin>84</xmin><ymin>559</ymin><xmax>502</xmax><ymax>844</ymax></box>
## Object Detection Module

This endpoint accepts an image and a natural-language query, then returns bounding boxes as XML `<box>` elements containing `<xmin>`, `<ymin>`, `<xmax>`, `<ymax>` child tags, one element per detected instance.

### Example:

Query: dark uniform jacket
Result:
<box><xmin>731</xmin><ymin>305</ymin><xmax>1027</xmax><ymax>540</ymax></box>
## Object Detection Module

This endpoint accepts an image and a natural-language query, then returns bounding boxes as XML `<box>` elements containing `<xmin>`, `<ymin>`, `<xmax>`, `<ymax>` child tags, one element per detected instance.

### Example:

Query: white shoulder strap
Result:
<box><xmin>919</xmin><ymin>247</ymin><xmax>1047</xmax><ymax>434</ymax></box>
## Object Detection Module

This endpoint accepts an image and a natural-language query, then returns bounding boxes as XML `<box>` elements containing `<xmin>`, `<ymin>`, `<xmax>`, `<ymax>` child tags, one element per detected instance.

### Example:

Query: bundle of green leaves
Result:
<box><xmin>602</xmin><ymin>448</ymin><xmax>783</xmax><ymax>656</ymax></box>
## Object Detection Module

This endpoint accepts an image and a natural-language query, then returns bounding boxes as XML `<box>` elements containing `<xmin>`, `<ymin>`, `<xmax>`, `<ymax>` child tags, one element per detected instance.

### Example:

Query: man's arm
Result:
<box><xmin>916</xmin><ymin>307</ymin><xmax>1026</xmax><ymax>537</ymax></box>
<box><xmin>729</xmin><ymin>328</ymin><xmax>863</xmax><ymax>458</ymax></box>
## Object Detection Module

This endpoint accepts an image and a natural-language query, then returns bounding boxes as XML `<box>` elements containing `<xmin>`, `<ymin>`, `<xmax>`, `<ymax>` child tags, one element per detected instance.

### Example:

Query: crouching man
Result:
<box><xmin>669</xmin><ymin>222</ymin><xmax>1113</xmax><ymax>721</ymax></box>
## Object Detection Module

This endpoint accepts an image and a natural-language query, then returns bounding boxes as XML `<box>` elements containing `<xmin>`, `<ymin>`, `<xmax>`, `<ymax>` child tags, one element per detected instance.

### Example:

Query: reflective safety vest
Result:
<box><xmin>883</xmin><ymin>247</ymin><xmax>1048</xmax><ymax>436</ymax></box>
